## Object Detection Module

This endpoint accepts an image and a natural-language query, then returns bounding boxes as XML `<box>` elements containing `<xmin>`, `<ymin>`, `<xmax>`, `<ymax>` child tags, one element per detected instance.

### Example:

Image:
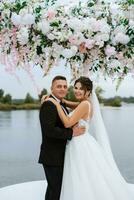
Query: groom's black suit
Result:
<box><xmin>38</xmin><ymin>95</ymin><xmax>73</xmax><ymax>200</ymax></box>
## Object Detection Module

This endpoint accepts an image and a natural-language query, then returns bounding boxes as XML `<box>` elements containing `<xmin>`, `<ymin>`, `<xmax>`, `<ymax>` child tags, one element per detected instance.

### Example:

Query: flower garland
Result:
<box><xmin>0</xmin><ymin>0</ymin><xmax>134</xmax><ymax>82</ymax></box>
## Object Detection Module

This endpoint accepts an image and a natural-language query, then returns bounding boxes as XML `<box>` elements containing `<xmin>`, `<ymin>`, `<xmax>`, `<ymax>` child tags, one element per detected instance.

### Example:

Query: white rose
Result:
<box><xmin>53</xmin><ymin>44</ymin><xmax>63</xmax><ymax>57</ymax></box>
<box><xmin>105</xmin><ymin>45</ymin><xmax>116</xmax><ymax>57</ymax></box>
<box><xmin>85</xmin><ymin>39</ymin><xmax>95</xmax><ymax>49</ymax></box>
<box><xmin>22</xmin><ymin>14</ymin><xmax>35</xmax><ymax>25</ymax></box>
<box><xmin>37</xmin><ymin>20</ymin><xmax>50</xmax><ymax>34</ymax></box>
<box><xmin>110</xmin><ymin>3</ymin><xmax>121</xmax><ymax>16</ymax></box>
<box><xmin>90</xmin><ymin>19</ymin><xmax>100</xmax><ymax>32</ymax></box>
<box><xmin>11</xmin><ymin>13</ymin><xmax>21</xmax><ymax>26</ymax></box>
<box><xmin>108</xmin><ymin>59</ymin><xmax>121</xmax><ymax>69</ymax></box>
<box><xmin>114</xmin><ymin>33</ymin><xmax>130</xmax><ymax>45</ymax></box>
<box><xmin>99</xmin><ymin>33</ymin><xmax>109</xmax><ymax>42</ymax></box>
<box><xmin>113</xmin><ymin>25</ymin><xmax>126</xmax><ymax>35</ymax></box>
<box><xmin>67</xmin><ymin>18</ymin><xmax>83</xmax><ymax>32</ymax></box>
<box><xmin>47</xmin><ymin>33</ymin><xmax>55</xmax><ymax>40</ymax></box>
<box><xmin>61</xmin><ymin>48</ymin><xmax>76</xmax><ymax>58</ymax></box>
<box><xmin>70</xmin><ymin>46</ymin><xmax>78</xmax><ymax>55</ymax></box>
<box><xmin>95</xmin><ymin>40</ymin><xmax>104</xmax><ymax>48</ymax></box>
<box><xmin>99</xmin><ymin>20</ymin><xmax>111</xmax><ymax>34</ymax></box>
<box><xmin>19</xmin><ymin>8</ymin><xmax>28</xmax><ymax>16</ymax></box>
<box><xmin>17</xmin><ymin>27</ymin><xmax>29</xmax><ymax>45</ymax></box>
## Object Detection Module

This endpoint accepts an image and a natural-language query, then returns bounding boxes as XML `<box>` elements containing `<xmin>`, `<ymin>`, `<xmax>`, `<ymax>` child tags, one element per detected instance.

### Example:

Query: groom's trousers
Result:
<box><xmin>43</xmin><ymin>164</ymin><xmax>64</xmax><ymax>200</ymax></box>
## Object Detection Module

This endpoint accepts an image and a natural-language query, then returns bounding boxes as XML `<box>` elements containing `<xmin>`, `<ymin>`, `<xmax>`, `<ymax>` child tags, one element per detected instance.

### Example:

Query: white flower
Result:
<box><xmin>17</xmin><ymin>27</ymin><xmax>29</xmax><ymax>45</ymax></box>
<box><xmin>95</xmin><ymin>40</ymin><xmax>104</xmax><ymax>48</ymax></box>
<box><xmin>67</xmin><ymin>18</ymin><xmax>83</xmax><ymax>32</ymax></box>
<box><xmin>110</xmin><ymin>3</ymin><xmax>123</xmax><ymax>17</ymax></box>
<box><xmin>11</xmin><ymin>13</ymin><xmax>21</xmax><ymax>26</ymax></box>
<box><xmin>52</xmin><ymin>43</ymin><xmax>63</xmax><ymax>57</ymax></box>
<box><xmin>105</xmin><ymin>45</ymin><xmax>116</xmax><ymax>57</ymax></box>
<box><xmin>70</xmin><ymin>46</ymin><xmax>78</xmax><ymax>55</ymax></box>
<box><xmin>108</xmin><ymin>59</ymin><xmax>121</xmax><ymax>69</ymax></box>
<box><xmin>113</xmin><ymin>25</ymin><xmax>126</xmax><ymax>35</ymax></box>
<box><xmin>19</xmin><ymin>8</ymin><xmax>28</xmax><ymax>16</ymax></box>
<box><xmin>99</xmin><ymin>20</ymin><xmax>111</xmax><ymax>34</ymax></box>
<box><xmin>89</xmin><ymin>18</ymin><xmax>100</xmax><ymax>32</ymax></box>
<box><xmin>114</xmin><ymin>33</ymin><xmax>130</xmax><ymax>45</ymax></box>
<box><xmin>22</xmin><ymin>14</ymin><xmax>35</xmax><ymax>25</ymax></box>
<box><xmin>47</xmin><ymin>33</ymin><xmax>55</xmax><ymax>40</ymax></box>
<box><xmin>37</xmin><ymin>20</ymin><xmax>50</xmax><ymax>34</ymax></box>
<box><xmin>94</xmin><ymin>33</ymin><xmax>109</xmax><ymax>45</ymax></box>
<box><xmin>85</xmin><ymin>39</ymin><xmax>95</xmax><ymax>49</ymax></box>
<box><xmin>61</xmin><ymin>47</ymin><xmax>77</xmax><ymax>58</ymax></box>
<box><xmin>97</xmin><ymin>33</ymin><xmax>109</xmax><ymax>42</ymax></box>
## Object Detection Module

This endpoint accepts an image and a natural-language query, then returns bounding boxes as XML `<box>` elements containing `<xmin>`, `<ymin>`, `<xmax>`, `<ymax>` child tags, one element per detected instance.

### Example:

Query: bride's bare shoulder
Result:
<box><xmin>78</xmin><ymin>100</ymin><xmax>91</xmax><ymax>109</ymax></box>
<box><xmin>80</xmin><ymin>100</ymin><xmax>91</xmax><ymax>106</ymax></box>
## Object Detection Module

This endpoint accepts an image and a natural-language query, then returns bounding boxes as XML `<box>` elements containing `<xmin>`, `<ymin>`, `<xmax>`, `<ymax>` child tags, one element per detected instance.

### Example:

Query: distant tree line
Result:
<box><xmin>0</xmin><ymin>88</ymin><xmax>48</xmax><ymax>105</ymax></box>
<box><xmin>0</xmin><ymin>89</ymin><xmax>12</xmax><ymax>104</ymax></box>
<box><xmin>0</xmin><ymin>87</ymin><xmax>134</xmax><ymax>109</ymax></box>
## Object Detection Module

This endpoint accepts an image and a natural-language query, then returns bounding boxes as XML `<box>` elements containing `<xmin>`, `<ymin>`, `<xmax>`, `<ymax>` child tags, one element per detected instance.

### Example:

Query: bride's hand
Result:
<box><xmin>46</xmin><ymin>98</ymin><xmax>59</xmax><ymax>106</ymax></box>
<box><xmin>41</xmin><ymin>95</ymin><xmax>49</xmax><ymax>104</ymax></box>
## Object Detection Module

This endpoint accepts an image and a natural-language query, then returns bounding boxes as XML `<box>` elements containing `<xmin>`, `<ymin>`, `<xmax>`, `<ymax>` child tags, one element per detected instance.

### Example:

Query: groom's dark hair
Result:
<box><xmin>52</xmin><ymin>75</ymin><xmax>67</xmax><ymax>84</ymax></box>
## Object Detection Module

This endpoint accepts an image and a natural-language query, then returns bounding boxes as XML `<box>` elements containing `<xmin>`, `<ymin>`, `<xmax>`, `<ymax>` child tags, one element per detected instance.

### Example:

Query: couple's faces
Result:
<box><xmin>51</xmin><ymin>80</ymin><xmax>88</xmax><ymax>101</ymax></box>
<box><xmin>51</xmin><ymin>80</ymin><xmax>68</xmax><ymax>100</ymax></box>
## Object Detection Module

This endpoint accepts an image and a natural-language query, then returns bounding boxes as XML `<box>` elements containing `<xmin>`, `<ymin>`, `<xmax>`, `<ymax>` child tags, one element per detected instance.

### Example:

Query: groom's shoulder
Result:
<box><xmin>40</xmin><ymin>100</ymin><xmax>56</xmax><ymax>109</ymax></box>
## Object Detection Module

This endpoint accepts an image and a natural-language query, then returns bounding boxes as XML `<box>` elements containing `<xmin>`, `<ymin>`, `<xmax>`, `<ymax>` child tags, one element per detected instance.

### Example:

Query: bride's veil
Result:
<box><xmin>90</xmin><ymin>89</ymin><xmax>130</xmax><ymax>184</ymax></box>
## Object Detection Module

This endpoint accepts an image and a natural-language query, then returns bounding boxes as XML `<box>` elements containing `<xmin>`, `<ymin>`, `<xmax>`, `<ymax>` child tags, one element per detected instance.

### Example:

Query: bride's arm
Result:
<box><xmin>48</xmin><ymin>99</ymin><xmax>90</xmax><ymax>128</ymax></box>
<box><xmin>63</xmin><ymin>99</ymin><xmax>80</xmax><ymax>109</ymax></box>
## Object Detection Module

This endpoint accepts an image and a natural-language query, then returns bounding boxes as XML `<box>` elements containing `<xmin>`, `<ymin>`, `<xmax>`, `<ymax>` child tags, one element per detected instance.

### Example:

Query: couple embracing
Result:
<box><xmin>38</xmin><ymin>76</ymin><xmax>133</xmax><ymax>200</ymax></box>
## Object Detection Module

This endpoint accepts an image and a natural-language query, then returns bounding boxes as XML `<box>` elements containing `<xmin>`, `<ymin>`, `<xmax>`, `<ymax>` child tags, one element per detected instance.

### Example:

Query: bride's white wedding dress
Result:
<box><xmin>60</xmin><ymin>114</ymin><xmax>134</xmax><ymax>200</ymax></box>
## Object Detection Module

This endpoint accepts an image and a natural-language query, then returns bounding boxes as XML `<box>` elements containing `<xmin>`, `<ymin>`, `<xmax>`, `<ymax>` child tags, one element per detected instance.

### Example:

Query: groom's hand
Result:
<box><xmin>72</xmin><ymin>124</ymin><xmax>85</xmax><ymax>137</ymax></box>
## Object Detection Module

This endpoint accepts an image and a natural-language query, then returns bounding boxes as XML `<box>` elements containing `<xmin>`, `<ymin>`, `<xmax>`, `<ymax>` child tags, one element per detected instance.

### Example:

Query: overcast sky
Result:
<box><xmin>0</xmin><ymin>63</ymin><xmax>134</xmax><ymax>99</ymax></box>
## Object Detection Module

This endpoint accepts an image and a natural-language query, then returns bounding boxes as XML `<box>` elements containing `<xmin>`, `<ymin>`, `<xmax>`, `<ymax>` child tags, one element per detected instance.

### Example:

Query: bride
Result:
<box><xmin>46</xmin><ymin>76</ymin><xmax>134</xmax><ymax>200</ymax></box>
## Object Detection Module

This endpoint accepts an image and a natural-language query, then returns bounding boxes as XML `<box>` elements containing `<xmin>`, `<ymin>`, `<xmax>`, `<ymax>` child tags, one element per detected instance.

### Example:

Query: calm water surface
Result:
<box><xmin>0</xmin><ymin>106</ymin><xmax>134</xmax><ymax>188</ymax></box>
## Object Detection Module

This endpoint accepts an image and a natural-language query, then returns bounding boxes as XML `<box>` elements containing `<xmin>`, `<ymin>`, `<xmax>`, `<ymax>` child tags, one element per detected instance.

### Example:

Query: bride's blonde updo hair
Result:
<box><xmin>74</xmin><ymin>76</ymin><xmax>93</xmax><ymax>96</ymax></box>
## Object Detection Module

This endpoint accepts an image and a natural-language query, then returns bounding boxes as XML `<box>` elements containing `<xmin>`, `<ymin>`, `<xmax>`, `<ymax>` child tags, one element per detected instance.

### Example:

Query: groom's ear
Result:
<box><xmin>51</xmin><ymin>84</ymin><xmax>53</xmax><ymax>91</ymax></box>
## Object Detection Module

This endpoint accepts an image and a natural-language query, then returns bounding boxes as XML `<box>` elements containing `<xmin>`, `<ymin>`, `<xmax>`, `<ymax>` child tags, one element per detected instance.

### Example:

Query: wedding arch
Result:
<box><xmin>0</xmin><ymin>0</ymin><xmax>133</xmax><ymax>83</ymax></box>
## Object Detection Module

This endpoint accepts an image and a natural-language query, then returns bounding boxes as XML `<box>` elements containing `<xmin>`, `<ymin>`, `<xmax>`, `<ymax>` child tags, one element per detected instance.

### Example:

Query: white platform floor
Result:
<box><xmin>0</xmin><ymin>181</ymin><xmax>134</xmax><ymax>200</ymax></box>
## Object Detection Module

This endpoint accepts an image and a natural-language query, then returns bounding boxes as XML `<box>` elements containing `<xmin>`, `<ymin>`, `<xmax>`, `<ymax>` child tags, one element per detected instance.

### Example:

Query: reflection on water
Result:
<box><xmin>0</xmin><ymin>107</ymin><xmax>134</xmax><ymax>188</ymax></box>
<box><xmin>0</xmin><ymin>111</ymin><xmax>12</xmax><ymax>128</ymax></box>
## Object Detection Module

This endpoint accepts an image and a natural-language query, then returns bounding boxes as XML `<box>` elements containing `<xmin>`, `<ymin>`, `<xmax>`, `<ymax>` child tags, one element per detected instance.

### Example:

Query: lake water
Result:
<box><xmin>0</xmin><ymin>106</ymin><xmax>134</xmax><ymax>188</ymax></box>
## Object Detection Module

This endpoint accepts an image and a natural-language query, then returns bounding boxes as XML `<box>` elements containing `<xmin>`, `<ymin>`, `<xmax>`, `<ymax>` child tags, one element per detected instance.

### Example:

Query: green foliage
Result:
<box><xmin>0</xmin><ymin>103</ymin><xmax>40</xmax><ymax>110</ymax></box>
<box><xmin>24</xmin><ymin>93</ymin><xmax>35</xmax><ymax>103</ymax></box>
<box><xmin>65</xmin><ymin>86</ymin><xmax>77</xmax><ymax>101</ymax></box>
<box><xmin>128</xmin><ymin>0</ymin><xmax>134</xmax><ymax>5</ymax></box>
<box><xmin>12</xmin><ymin>1</ymin><xmax>27</xmax><ymax>14</ymax></box>
<box><xmin>104</xmin><ymin>96</ymin><xmax>122</xmax><ymax>107</ymax></box>
<box><xmin>2</xmin><ymin>94</ymin><xmax>12</xmax><ymax>104</ymax></box>
<box><xmin>38</xmin><ymin>88</ymin><xmax>48</xmax><ymax>100</ymax></box>
<box><xmin>0</xmin><ymin>89</ymin><xmax>4</xmax><ymax>99</ymax></box>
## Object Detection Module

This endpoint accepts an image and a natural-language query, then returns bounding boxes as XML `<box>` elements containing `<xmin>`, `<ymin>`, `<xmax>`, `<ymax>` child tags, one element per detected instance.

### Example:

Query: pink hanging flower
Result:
<box><xmin>79</xmin><ymin>43</ymin><xmax>87</xmax><ymax>54</ymax></box>
<box><xmin>47</xmin><ymin>10</ymin><xmax>56</xmax><ymax>20</ymax></box>
<box><xmin>69</xmin><ymin>36</ymin><xmax>78</xmax><ymax>45</ymax></box>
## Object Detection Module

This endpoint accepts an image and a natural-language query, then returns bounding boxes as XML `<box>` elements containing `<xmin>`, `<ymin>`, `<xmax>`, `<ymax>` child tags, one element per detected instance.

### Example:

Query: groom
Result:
<box><xmin>38</xmin><ymin>75</ymin><xmax>85</xmax><ymax>200</ymax></box>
